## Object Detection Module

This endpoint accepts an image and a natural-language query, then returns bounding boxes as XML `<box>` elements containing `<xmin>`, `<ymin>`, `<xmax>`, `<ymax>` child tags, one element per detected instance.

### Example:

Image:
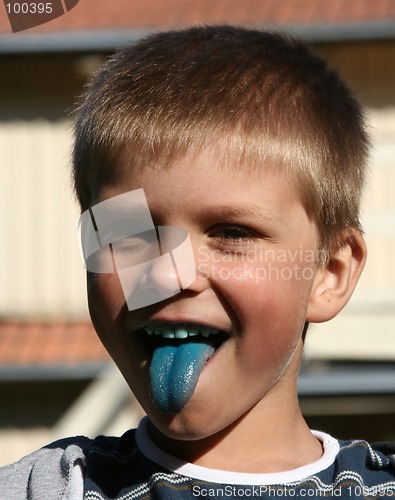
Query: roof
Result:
<box><xmin>1</xmin><ymin>0</ymin><xmax>395</xmax><ymax>53</ymax></box>
<box><xmin>2</xmin><ymin>0</ymin><xmax>395</xmax><ymax>33</ymax></box>
<box><xmin>0</xmin><ymin>321</ymin><xmax>110</xmax><ymax>380</ymax></box>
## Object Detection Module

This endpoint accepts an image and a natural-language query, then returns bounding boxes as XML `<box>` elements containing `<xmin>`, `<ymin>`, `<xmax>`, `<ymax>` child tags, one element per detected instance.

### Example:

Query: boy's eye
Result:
<box><xmin>219</xmin><ymin>226</ymin><xmax>254</xmax><ymax>240</ymax></box>
<box><xmin>209</xmin><ymin>224</ymin><xmax>260</xmax><ymax>246</ymax></box>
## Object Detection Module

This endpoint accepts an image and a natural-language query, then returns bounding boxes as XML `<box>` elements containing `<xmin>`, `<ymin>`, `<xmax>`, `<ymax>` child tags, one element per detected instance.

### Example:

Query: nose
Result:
<box><xmin>140</xmin><ymin>253</ymin><xmax>181</xmax><ymax>296</ymax></box>
<box><xmin>117</xmin><ymin>253</ymin><xmax>181</xmax><ymax>311</ymax></box>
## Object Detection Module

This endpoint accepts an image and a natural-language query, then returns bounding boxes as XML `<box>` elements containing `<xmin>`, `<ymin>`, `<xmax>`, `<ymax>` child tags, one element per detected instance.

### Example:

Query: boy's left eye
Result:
<box><xmin>219</xmin><ymin>226</ymin><xmax>254</xmax><ymax>240</ymax></box>
<box><xmin>209</xmin><ymin>225</ymin><xmax>260</xmax><ymax>245</ymax></box>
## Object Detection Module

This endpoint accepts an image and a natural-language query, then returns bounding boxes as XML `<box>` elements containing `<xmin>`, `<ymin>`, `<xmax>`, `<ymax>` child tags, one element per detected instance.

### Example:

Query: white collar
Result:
<box><xmin>135</xmin><ymin>416</ymin><xmax>340</xmax><ymax>485</ymax></box>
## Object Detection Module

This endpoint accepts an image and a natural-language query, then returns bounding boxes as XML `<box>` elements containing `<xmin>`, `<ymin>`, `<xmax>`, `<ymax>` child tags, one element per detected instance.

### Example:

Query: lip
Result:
<box><xmin>130</xmin><ymin>315</ymin><xmax>232</xmax><ymax>337</ymax></box>
<box><xmin>132</xmin><ymin>320</ymin><xmax>231</xmax><ymax>361</ymax></box>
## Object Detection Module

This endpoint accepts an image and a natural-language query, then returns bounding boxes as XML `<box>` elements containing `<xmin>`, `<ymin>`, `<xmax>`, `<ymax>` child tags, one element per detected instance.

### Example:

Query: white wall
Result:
<box><xmin>0</xmin><ymin>120</ymin><xmax>88</xmax><ymax>319</ymax></box>
<box><xmin>305</xmin><ymin>108</ymin><xmax>395</xmax><ymax>360</ymax></box>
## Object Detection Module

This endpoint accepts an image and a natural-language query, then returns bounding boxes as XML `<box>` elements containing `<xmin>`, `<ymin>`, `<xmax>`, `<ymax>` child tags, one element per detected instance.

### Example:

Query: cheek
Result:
<box><xmin>211</xmin><ymin>260</ymin><xmax>313</xmax><ymax>363</ymax></box>
<box><xmin>87</xmin><ymin>273</ymin><xmax>139</xmax><ymax>371</ymax></box>
<box><xmin>87</xmin><ymin>272</ymin><xmax>126</xmax><ymax>329</ymax></box>
<box><xmin>212</xmin><ymin>258</ymin><xmax>314</xmax><ymax>318</ymax></box>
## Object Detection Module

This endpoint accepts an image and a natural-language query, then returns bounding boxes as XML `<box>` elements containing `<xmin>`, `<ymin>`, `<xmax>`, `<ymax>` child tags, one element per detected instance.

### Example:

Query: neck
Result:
<box><xmin>149</xmin><ymin>382</ymin><xmax>322</xmax><ymax>473</ymax></box>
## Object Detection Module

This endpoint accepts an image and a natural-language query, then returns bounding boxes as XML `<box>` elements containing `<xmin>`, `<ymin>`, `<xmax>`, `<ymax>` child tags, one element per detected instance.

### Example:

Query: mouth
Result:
<box><xmin>135</xmin><ymin>323</ymin><xmax>229</xmax><ymax>413</ymax></box>
<box><xmin>136</xmin><ymin>323</ymin><xmax>229</xmax><ymax>346</ymax></box>
<box><xmin>136</xmin><ymin>323</ymin><xmax>229</xmax><ymax>357</ymax></box>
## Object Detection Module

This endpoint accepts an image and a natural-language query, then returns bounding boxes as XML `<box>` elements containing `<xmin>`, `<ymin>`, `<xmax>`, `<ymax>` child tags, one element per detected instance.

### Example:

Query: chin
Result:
<box><xmin>148</xmin><ymin>401</ymin><xmax>228</xmax><ymax>443</ymax></box>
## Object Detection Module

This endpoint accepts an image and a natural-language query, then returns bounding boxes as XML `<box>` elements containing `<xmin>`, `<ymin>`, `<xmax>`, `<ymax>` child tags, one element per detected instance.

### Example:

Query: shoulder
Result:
<box><xmin>84</xmin><ymin>428</ymin><xmax>163</xmax><ymax>496</ymax></box>
<box><xmin>337</xmin><ymin>439</ymin><xmax>395</xmax><ymax>468</ymax></box>
<box><xmin>0</xmin><ymin>432</ymin><xmax>137</xmax><ymax>499</ymax></box>
<box><xmin>331</xmin><ymin>439</ymin><xmax>395</xmax><ymax>491</ymax></box>
<box><xmin>0</xmin><ymin>435</ymin><xmax>92</xmax><ymax>498</ymax></box>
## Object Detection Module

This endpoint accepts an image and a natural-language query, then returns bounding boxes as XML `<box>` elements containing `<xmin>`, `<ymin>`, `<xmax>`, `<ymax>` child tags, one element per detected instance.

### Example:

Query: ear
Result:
<box><xmin>306</xmin><ymin>230</ymin><xmax>367</xmax><ymax>323</ymax></box>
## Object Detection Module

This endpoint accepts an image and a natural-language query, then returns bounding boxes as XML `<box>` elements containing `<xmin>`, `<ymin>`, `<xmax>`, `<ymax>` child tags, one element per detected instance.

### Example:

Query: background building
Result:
<box><xmin>0</xmin><ymin>0</ymin><xmax>394</xmax><ymax>465</ymax></box>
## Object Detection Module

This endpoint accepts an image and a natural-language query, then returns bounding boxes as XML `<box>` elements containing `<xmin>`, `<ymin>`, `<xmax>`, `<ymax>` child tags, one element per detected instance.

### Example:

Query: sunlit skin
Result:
<box><xmin>87</xmin><ymin>145</ymin><xmax>366</xmax><ymax>473</ymax></box>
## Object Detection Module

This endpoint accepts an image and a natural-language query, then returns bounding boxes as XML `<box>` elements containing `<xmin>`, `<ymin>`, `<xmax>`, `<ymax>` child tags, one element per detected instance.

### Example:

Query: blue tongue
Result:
<box><xmin>149</xmin><ymin>341</ymin><xmax>215</xmax><ymax>413</ymax></box>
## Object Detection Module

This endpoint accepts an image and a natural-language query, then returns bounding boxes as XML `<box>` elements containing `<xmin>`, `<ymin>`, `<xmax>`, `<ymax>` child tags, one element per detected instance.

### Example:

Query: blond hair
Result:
<box><xmin>72</xmin><ymin>26</ymin><xmax>370</xmax><ymax>261</ymax></box>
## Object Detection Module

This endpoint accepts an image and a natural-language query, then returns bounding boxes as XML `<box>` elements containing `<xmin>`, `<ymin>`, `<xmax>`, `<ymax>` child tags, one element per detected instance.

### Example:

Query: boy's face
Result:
<box><xmin>87</xmin><ymin>146</ymin><xmax>321</xmax><ymax>441</ymax></box>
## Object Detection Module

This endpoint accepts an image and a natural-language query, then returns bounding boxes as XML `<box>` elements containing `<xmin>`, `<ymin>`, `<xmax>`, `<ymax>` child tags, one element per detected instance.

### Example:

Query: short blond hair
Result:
<box><xmin>72</xmin><ymin>26</ymin><xmax>370</xmax><ymax>261</ymax></box>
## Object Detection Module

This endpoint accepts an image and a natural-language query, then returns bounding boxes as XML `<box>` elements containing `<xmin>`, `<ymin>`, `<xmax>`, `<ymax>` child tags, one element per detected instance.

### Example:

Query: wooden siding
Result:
<box><xmin>0</xmin><ymin>120</ymin><xmax>88</xmax><ymax>318</ymax></box>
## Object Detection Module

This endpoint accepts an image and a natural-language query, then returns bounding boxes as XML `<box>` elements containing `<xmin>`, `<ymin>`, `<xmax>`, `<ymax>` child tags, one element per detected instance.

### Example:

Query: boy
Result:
<box><xmin>1</xmin><ymin>25</ymin><xmax>395</xmax><ymax>499</ymax></box>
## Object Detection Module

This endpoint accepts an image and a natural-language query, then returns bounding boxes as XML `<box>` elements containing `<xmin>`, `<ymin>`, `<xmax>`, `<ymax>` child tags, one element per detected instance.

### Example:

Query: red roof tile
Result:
<box><xmin>0</xmin><ymin>321</ymin><xmax>110</xmax><ymax>366</ymax></box>
<box><xmin>1</xmin><ymin>0</ymin><xmax>395</xmax><ymax>34</ymax></box>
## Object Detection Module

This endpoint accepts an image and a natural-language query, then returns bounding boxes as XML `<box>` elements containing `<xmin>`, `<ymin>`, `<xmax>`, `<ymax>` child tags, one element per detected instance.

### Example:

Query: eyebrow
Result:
<box><xmin>201</xmin><ymin>204</ymin><xmax>282</xmax><ymax>225</ymax></box>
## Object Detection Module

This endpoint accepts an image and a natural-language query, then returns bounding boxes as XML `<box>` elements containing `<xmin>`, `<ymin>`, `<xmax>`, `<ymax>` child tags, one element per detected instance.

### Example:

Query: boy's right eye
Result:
<box><xmin>99</xmin><ymin>221</ymin><xmax>152</xmax><ymax>245</ymax></box>
<box><xmin>110</xmin><ymin>230</ymin><xmax>160</xmax><ymax>268</ymax></box>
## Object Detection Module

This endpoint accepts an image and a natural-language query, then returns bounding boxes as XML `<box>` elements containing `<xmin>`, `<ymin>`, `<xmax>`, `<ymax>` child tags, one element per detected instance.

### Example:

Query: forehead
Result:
<box><xmin>94</xmin><ymin>144</ymin><xmax>306</xmax><ymax>223</ymax></box>
<box><xmin>91</xmin><ymin>129</ymin><xmax>307</xmax><ymax>204</ymax></box>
